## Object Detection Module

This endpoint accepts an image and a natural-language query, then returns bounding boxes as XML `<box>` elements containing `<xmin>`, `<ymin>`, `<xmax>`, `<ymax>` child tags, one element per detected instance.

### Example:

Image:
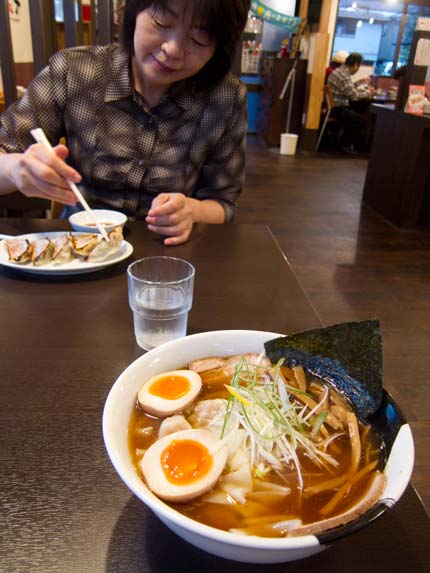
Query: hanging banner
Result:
<box><xmin>250</xmin><ymin>1</ymin><xmax>301</xmax><ymax>33</ymax></box>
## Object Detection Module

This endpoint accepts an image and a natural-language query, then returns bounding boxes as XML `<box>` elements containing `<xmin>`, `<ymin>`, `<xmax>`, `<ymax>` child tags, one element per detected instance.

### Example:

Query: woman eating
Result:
<box><xmin>0</xmin><ymin>0</ymin><xmax>250</xmax><ymax>245</ymax></box>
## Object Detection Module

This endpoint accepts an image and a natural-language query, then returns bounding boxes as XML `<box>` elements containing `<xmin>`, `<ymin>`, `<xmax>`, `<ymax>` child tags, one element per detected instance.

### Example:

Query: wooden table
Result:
<box><xmin>0</xmin><ymin>219</ymin><xmax>429</xmax><ymax>572</ymax></box>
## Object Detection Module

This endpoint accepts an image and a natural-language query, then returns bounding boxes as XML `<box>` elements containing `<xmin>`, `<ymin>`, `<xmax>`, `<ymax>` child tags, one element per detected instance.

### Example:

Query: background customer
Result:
<box><xmin>327</xmin><ymin>52</ymin><xmax>374</xmax><ymax>153</ymax></box>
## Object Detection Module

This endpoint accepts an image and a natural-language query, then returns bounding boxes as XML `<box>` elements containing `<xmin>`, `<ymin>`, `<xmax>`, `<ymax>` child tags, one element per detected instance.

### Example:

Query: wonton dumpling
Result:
<box><xmin>158</xmin><ymin>415</ymin><xmax>192</xmax><ymax>438</ymax></box>
<box><xmin>218</xmin><ymin>431</ymin><xmax>253</xmax><ymax>504</ymax></box>
<box><xmin>188</xmin><ymin>399</ymin><xmax>228</xmax><ymax>434</ymax></box>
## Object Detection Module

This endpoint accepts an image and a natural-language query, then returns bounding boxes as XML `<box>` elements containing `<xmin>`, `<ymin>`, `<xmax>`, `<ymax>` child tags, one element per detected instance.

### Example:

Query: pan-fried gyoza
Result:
<box><xmin>4</xmin><ymin>227</ymin><xmax>123</xmax><ymax>266</ymax></box>
<box><xmin>129</xmin><ymin>353</ymin><xmax>386</xmax><ymax>538</ymax></box>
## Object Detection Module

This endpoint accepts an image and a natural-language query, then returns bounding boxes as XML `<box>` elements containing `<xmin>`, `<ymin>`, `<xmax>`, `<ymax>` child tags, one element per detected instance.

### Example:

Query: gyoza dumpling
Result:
<box><xmin>72</xmin><ymin>233</ymin><xmax>101</xmax><ymax>258</ymax></box>
<box><xmin>28</xmin><ymin>238</ymin><xmax>54</xmax><ymax>266</ymax></box>
<box><xmin>107</xmin><ymin>226</ymin><xmax>123</xmax><ymax>248</ymax></box>
<box><xmin>51</xmin><ymin>235</ymin><xmax>74</xmax><ymax>264</ymax></box>
<box><xmin>87</xmin><ymin>227</ymin><xmax>123</xmax><ymax>262</ymax></box>
<box><xmin>5</xmin><ymin>238</ymin><xmax>31</xmax><ymax>263</ymax></box>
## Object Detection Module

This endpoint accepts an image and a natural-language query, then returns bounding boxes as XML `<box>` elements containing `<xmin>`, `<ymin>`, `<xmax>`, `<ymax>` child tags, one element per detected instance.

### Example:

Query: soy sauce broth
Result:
<box><xmin>128</xmin><ymin>362</ymin><xmax>385</xmax><ymax>537</ymax></box>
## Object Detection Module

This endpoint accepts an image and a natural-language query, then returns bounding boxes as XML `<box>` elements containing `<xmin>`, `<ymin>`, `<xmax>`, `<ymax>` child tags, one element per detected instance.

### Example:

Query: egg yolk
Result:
<box><xmin>149</xmin><ymin>375</ymin><xmax>191</xmax><ymax>400</ymax></box>
<box><xmin>161</xmin><ymin>439</ymin><xmax>213</xmax><ymax>485</ymax></box>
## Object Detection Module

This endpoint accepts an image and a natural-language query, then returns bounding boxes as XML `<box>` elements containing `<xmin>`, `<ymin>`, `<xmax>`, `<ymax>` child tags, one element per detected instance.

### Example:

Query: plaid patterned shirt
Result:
<box><xmin>0</xmin><ymin>45</ymin><xmax>247</xmax><ymax>221</ymax></box>
<box><xmin>327</xmin><ymin>65</ymin><xmax>369</xmax><ymax>108</ymax></box>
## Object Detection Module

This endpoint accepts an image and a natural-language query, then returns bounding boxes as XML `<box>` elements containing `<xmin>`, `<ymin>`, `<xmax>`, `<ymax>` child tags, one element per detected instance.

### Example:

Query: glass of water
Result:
<box><xmin>127</xmin><ymin>257</ymin><xmax>195</xmax><ymax>351</ymax></box>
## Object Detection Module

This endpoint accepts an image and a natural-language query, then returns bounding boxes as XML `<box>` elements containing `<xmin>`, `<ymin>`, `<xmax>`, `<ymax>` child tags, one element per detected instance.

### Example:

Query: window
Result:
<box><xmin>336</xmin><ymin>18</ymin><xmax>358</xmax><ymax>37</ymax></box>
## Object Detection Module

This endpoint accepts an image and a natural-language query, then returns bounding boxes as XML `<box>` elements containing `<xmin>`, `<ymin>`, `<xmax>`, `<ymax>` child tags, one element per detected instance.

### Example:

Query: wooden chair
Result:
<box><xmin>50</xmin><ymin>201</ymin><xmax>63</xmax><ymax>218</ymax></box>
<box><xmin>315</xmin><ymin>85</ymin><xmax>338</xmax><ymax>151</ymax></box>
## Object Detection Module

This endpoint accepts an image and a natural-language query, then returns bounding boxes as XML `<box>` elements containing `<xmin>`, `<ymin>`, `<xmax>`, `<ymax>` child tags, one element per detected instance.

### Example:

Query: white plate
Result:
<box><xmin>0</xmin><ymin>232</ymin><xmax>133</xmax><ymax>275</ymax></box>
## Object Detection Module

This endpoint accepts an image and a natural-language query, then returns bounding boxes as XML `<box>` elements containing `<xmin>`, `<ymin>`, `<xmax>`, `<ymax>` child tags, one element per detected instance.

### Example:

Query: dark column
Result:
<box><xmin>0</xmin><ymin>0</ymin><xmax>17</xmax><ymax>106</ymax></box>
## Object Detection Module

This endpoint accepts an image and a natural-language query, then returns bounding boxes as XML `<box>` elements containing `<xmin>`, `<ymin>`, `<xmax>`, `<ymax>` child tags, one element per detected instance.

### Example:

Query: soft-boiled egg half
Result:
<box><xmin>137</xmin><ymin>370</ymin><xmax>202</xmax><ymax>417</ymax></box>
<box><xmin>140</xmin><ymin>428</ymin><xmax>228</xmax><ymax>502</ymax></box>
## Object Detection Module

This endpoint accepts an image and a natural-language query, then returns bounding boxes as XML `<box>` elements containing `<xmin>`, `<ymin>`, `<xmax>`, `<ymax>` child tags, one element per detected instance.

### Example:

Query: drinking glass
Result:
<box><xmin>127</xmin><ymin>257</ymin><xmax>195</xmax><ymax>351</ymax></box>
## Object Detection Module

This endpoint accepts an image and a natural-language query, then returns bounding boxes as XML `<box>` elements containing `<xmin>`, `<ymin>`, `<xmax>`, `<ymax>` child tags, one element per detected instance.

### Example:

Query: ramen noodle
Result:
<box><xmin>129</xmin><ymin>353</ymin><xmax>386</xmax><ymax>538</ymax></box>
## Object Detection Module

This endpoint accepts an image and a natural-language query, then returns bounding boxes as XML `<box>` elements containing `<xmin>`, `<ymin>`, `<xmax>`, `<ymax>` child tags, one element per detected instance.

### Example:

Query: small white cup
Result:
<box><xmin>280</xmin><ymin>133</ymin><xmax>298</xmax><ymax>156</ymax></box>
<box><xmin>127</xmin><ymin>257</ymin><xmax>195</xmax><ymax>351</ymax></box>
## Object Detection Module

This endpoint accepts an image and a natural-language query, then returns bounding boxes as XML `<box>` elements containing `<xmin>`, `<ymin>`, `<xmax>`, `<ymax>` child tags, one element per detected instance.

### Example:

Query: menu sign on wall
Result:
<box><xmin>414</xmin><ymin>39</ymin><xmax>430</xmax><ymax>67</ymax></box>
<box><xmin>406</xmin><ymin>85</ymin><xmax>426</xmax><ymax>115</ymax></box>
<box><xmin>416</xmin><ymin>17</ymin><xmax>430</xmax><ymax>31</ymax></box>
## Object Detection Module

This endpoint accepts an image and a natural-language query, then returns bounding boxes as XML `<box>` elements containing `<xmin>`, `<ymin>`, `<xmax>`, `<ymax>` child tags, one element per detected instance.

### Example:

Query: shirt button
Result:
<box><xmin>137</xmin><ymin>159</ymin><xmax>144</xmax><ymax>166</ymax></box>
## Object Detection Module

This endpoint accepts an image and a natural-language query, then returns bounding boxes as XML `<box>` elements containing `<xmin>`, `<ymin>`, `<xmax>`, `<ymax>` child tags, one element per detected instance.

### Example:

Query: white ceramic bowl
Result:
<box><xmin>102</xmin><ymin>330</ymin><xmax>414</xmax><ymax>564</ymax></box>
<box><xmin>68</xmin><ymin>209</ymin><xmax>127</xmax><ymax>233</ymax></box>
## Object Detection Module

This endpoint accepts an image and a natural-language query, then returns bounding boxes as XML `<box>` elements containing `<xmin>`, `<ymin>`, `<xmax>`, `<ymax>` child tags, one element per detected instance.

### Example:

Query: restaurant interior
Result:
<box><xmin>0</xmin><ymin>0</ymin><xmax>429</xmax><ymax>571</ymax></box>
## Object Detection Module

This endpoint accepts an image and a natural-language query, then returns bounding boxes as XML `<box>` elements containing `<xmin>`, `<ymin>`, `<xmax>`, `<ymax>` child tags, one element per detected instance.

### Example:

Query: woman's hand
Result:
<box><xmin>146</xmin><ymin>193</ymin><xmax>195</xmax><ymax>246</ymax></box>
<box><xmin>9</xmin><ymin>143</ymin><xmax>80</xmax><ymax>205</ymax></box>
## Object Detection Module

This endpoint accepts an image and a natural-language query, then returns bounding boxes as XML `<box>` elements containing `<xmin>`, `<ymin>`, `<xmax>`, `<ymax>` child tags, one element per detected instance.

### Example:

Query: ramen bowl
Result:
<box><xmin>69</xmin><ymin>209</ymin><xmax>127</xmax><ymax>233</ymax></box>
<box><xmin>102</xmin><ymin>330</ymin><xmax>414</xmax><ymax>564</ymax></box>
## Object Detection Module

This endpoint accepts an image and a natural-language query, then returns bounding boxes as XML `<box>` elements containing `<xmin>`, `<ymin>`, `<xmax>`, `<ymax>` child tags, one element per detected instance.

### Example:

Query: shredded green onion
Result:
<box><xmin>220</xmin><ymin>359</ymin><xmax>343</xmax><ymax>489</ymax></box>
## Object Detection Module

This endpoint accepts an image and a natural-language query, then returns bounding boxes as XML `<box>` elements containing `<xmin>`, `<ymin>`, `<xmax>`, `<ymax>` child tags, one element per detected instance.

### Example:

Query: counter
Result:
<box><xmin>362</xmin><ymin>105</ymin><xmax>430</xmax><ymax>227</ymax></box>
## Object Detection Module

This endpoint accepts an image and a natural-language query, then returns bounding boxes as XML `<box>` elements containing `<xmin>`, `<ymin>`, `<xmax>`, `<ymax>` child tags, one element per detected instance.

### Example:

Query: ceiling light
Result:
<box><xmin>352</xmin><ymin>2</ymin><xmax>358</xmax><ymax>8</ymax></box>
<box><xmin>369</xmin><ymin>17</ymin><xmax>374</xmax><ymax>24</ymax></box>
<box><xmin>357</xmin><ymin>19</ymin><xmax>363</xmax><ymax>27</ymax></box>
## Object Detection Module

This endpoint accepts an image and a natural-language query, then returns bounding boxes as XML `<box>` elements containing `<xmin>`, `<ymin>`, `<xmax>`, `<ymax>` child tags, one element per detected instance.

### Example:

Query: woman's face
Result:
<box><xmin>132</xmin><ymin>0</ymin><xmax>216</xmax><ymax>98</ymax></box>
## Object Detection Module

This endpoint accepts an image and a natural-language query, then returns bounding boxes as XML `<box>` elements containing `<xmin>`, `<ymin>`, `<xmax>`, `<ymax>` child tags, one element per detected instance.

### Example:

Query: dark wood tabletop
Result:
<box><xmin>0</xmin><ymin>219</ymin><xmax>429</xmax><ymax>572</ymax></box>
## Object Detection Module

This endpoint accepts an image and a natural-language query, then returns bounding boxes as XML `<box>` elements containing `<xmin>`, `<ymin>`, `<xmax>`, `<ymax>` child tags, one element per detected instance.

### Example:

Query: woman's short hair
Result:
<box><xmin>345</xmin><ymin>53</ymin><xmax>363</xmax><ymax>67</ymax></box>
<box><xmin>122</xmin><ymin>0</ymin><xmax>250</xmax><ymax>90</ymax></box>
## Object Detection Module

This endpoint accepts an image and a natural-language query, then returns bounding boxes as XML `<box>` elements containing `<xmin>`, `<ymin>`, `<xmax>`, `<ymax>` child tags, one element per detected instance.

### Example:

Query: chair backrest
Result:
<box><xmin>0</xmin><ymin>1</ymin><xmax>117</xmax><ymax>109</ymax></box>
<box><xmin>50</xmin><ymin>200</ymin><xmax>63</xmax><ymax>219</ymax></box>
<box><xmin>324</xmin><ymin>85</ymin><xmax>334</xmax><ymax>112</ymax></box>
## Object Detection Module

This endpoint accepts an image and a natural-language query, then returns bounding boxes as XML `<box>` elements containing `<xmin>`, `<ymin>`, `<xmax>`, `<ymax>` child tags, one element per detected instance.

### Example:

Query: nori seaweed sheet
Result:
<box><xmin>264</xmin><ymin>319</ymin><xmax>383</xmax><ymax>419</ymax></box>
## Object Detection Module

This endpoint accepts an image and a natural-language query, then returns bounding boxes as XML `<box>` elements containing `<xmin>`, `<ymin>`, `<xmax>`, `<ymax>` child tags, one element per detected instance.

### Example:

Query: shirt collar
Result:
<box><xmin>161</xmin><ymin>80</ymin><xmax>197</xmax><ymax>111</ymax></box>
<box><xmin>104</xmin><ymin>48</ymin><xmax>198</xmax><ymax>112</ymax></box>
<box><xmin>105</xmin><ymin>48</ymin><xmax>133</xmax><ymax>102</ymax></box>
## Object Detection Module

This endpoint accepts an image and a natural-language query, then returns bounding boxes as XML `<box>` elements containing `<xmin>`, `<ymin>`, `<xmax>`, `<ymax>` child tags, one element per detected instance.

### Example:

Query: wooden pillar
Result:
<box><xmin>97</xmin><ymin>0</ymin><xmax>112</xmax><ymax>45</ymax></box>
<box><xmin>305</xmin><ymin>0</ymin><xmax>335</xmax><ymax>131</ymax></box>
<box><xmin>0</xmin><ymin>0</ymin><xmax>17</xmax><ymax>106</ymax></box>
<box><xmin>89</xmin><ymin>0</ymin><xmax>97</xmax><ymax>44</ymax></box>
<box><xmin>305</xmin><ymin>33</ymin><xmax>330</xmax><ymax>130</ymax></box>
<box><xmin>299</xmin><ymin>0</ymin><xmax>309</xmax><ymax>20</ymax></box>
<box><xmin>63</xmin><ymin>0</ymin><xmax>77</xmax><ymax>47</ymax></box>
<box><xmin>29</xmin><ymin>0</ymin><xmax>57</xmax><ymax>75</ymax></box>
<box><xmin>303</xmin><ymin>0</ymin><xmax>338</xmax><ymax>149</ymax></box>
<box><xmin>77</xmin><ymin>0</ymin><xmax>84</xmax><ymax>46</ymax></box>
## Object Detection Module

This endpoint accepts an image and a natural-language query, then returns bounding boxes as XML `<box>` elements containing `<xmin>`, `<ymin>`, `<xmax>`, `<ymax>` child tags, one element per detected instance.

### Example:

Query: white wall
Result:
<box><xmin>259</xmin><ymin>0</ymin><xmax>298</xmax><ymax>51</ymax></box>
<box><xmin>9</xmin><ymin>0</ymin><xmax>33</xmax><ymax>63</ymax></box>
<box><xmin>0</xmin><ymin>0</ymin><xmax>33</xmax><ymax>92</ymax></box>
<box><xmin>263</xmin><ymin>0</ymin><xmax>296</xmax><ymax>17</ymax></box>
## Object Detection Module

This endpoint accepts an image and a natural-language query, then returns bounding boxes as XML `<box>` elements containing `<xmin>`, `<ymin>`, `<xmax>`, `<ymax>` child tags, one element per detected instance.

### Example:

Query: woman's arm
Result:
<box><xmin>0</xmin><ymin>53</ymin><xmax>76</xmax><ymax>202</ymax></box>
<box><xmin>146</xmin><ymin>78</ymin><xmax>247</xmax><ymax>245</ymax></box>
